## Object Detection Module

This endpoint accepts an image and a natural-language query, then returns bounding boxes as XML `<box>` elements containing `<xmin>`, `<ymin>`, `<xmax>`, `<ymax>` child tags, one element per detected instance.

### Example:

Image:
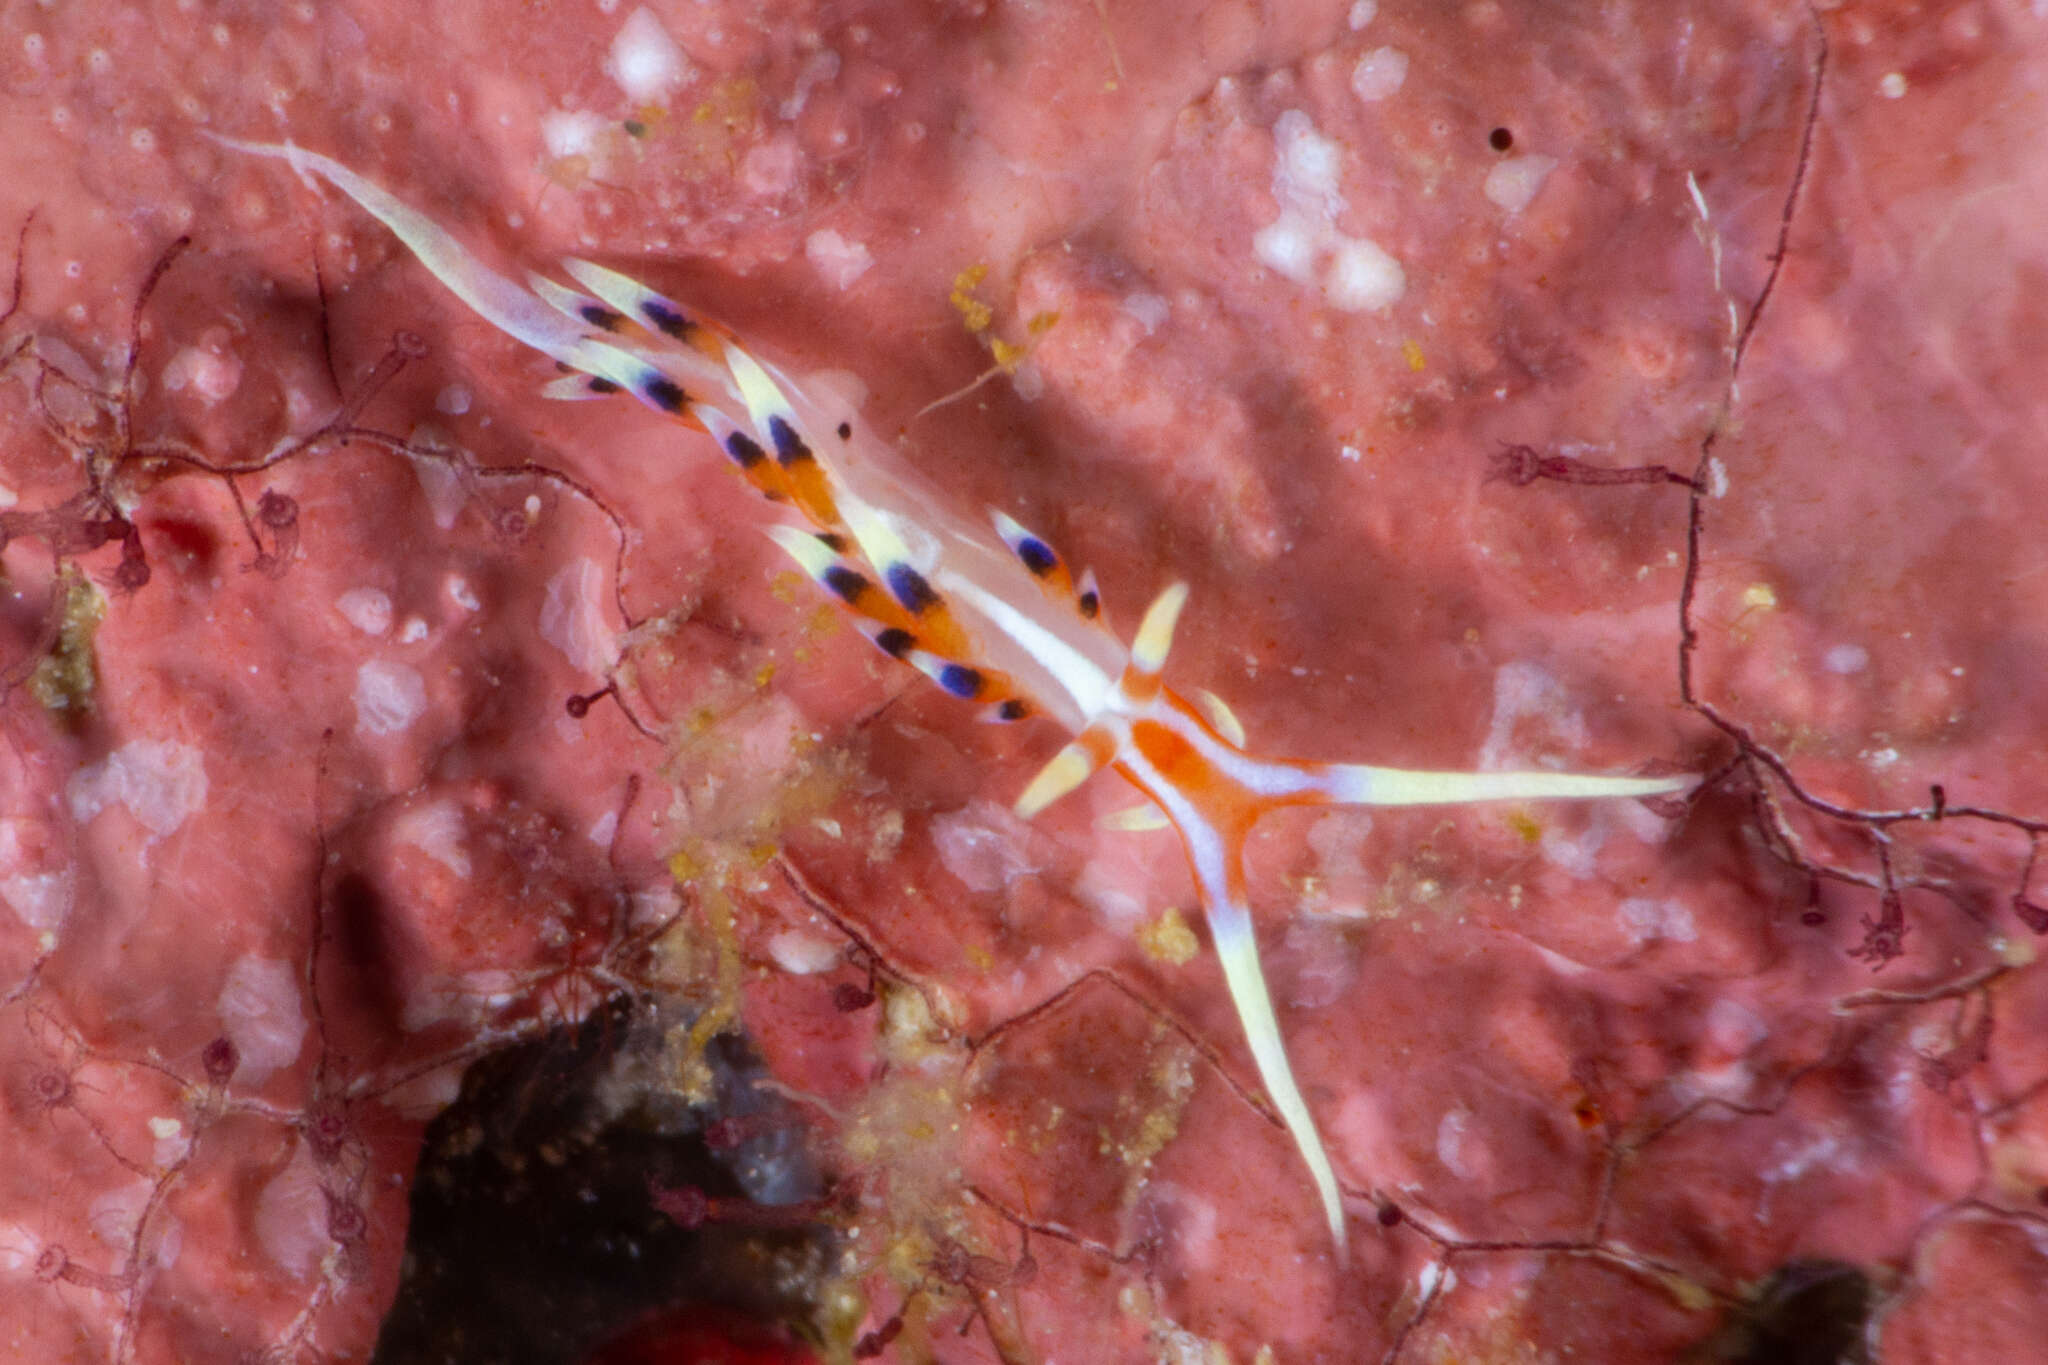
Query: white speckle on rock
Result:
<box><xmin>1259</xmin><ymin>109</ymin><xmax>1406</xmax><ymax>312</ymax></box>
<box><xmin>1073</xmin><ymin>856</ymin><xmax>1146</xmax><ymax>931</ymax></box>
<box><xmin>1120</xmin><ymin>292</ymin><xmax>1171</xmax><ymax>333</ymax></box>
<box><xmin>161</xmin><ymin>345</ymin><xmax>242</xmax><ymax>404</ymax></box>
<box><xmin>1701</xmin><ymin>996</ymin><xmax>1770</xmax><ymax>1061</ymax></box>
<box><xmin>335</xmin><ymin>586</ymin><xmax>393</xmax><ymax>636</ymax></box>
<box><xmin>1479</xmin><ymin>661</ymin><xmax>1589</xmax><ymax>771</ymax></box>
<box><xmin>253</xmin><ymin>1150</ymin><xmax>328</xmax><ymax>1278</ymax></box>
<box><xmin>398</xmin><ymin>616</ymin><xmax>429</xmax><ymax>643</ymax></box>
<box><xmin>804</xmin><ymin>228</ymin><xmax>873</xmax><ymax>291</ymax></box>
<box><xmin>1879</xmin><ymin>70</ymin><xmax>1908</xmax><ymax>99</ymax></box>
<box><xmin>1348</xmin><ymin>0</ymin><xmax>1377</xmax><ymax>28</ymax></box>
<box><xmin>447</xmin><ymin>575</ymin><xmax>480</xmax><ymax>612</ymax></box>
<box><xmin>403</xmin><ymin>970</ymin><xmax>522</xmax><ymax>1033</ymax></box>
<box><xmin>587</xmin><ymin>809</ymin><xmax>619</xmax><ymax>847</ymax></box>
<box><xmin>67</xmin><ymin>739</ymin><xmax>208</xmax><ymax>838</ymax></box>
<box><xmin>1825</xmin><ymin>643</ymin><xmax>1869</xmax><ymax>675</ymax></box>
<box><xmin>0</xmin><ymin>1221</ymin><xmax>43</xmax><ymax>1275</ymax></box>
<box><xmin>1252</xmin><ymin>217</ymin><xmax>1318</xmax><ymax>283</ymax></box>
<box><xmin>1325</xmin><ymin>235</ymin><xmax>1406</xmax><ymax>311</ymax></box>
<box><xmin>606</xmin><ymin>6</ymin><xmax>688</xmax><ymax>103</ymax></box>
<box><xmin>434</xmin><ymin>383</ymin><xmax>472</xmax><ymax>416</ymax></box>
<box><xmin>1350</xmin><ymin>45</ymin><xmax>1408</xmax><ymax>101</ymax></box>
<box><xmin>542</xmin><ymin>108</ymin><xmax>607</xmax><ymax>160</ymax></box>
<box><xmin>1619</xmin><ymin>895</ymin><xmax>1698</xmax><ymax>943</ymax></box>
<box><xmin>1483</xmin><ymin>153</ymin><xmax>1559</xmax><ymax>215</ymax></box>
<box><xmin>767</xmin><ymin>929</ymin><xmax>843</xmax><ymax>975</ymax></box>
<box><xmin>779</xmin><ymin>48</ymin><xmax>842</xmax><ymax>119</ymax></box>
<box><xmin>1435</xmin><ymin>1107</ymin><xmax>1479</xmax><ymax>1178</ymax></box>
<box><xmin>1148</xmin><ymin>1183</ymin><xmax>1221</xmax><ymax>1275</ymax></box>
<box><xmin>1009</xmin><ymin>356</ymin><xmax>1044</xmax><ymax>401</ymax></box>
<box><xmin>1541</xmin><ymin>820</ymin><xmax>1608</xmax><ymax>878</ymax></box>
<box><xmin>149</xmin><ymin>1117</ymin><xmax>187</xmax><ymax>1169</ymax></box>
<box><xmin>1276</xmin><ymin>111</ymin><xmax>1342</xmax><ymax>192</ymax></box>
<box><xmin>395</xmin><ymin>801</ymin><xmax>472</xmax><ymax>878</ymax></box>
<box><xmin>0</xmin><ymin>869</ymin><xmax>71</xmax><ymax>932</ymax></box>
<box><xmin>380</xmin><ymin>1061</ymin><xmax>467</xmax><ymax>1119</ymax></box>
<box><xmin>539</xmin><ymin>558</ymin><xmax>617</xmax><ymax>675</ymax></box>
<box><xmin>408</xmin><ymin>448</ymin><xmax>468</xmax><ymax>529</ymax></box>
<box><xmin>630</xmin><ymin>884</ymin><xmax>681</xmax><ymax>930</ymax></box>
<box><xmin>1762</xmin><ymin>1129</ymin><xmax>1844</xmax><ymax>1184</ymax></box>
<box><xmin>930</xmin><ymin>799</ymin><xmax>1036</xmax><ymax>893</ymax></box>
<box><xmin>354</xmin><ymin>659</ymin><xmax>427</xmax><ymax>736</ymax></box>
<box><xmin>0</xmin><ymin>820</ymin><xmax>72</xmax><ymax>934</ymax></box>
<box><xmin>217</xmin><ymin>955</ymin><xmax>308</xmax><ymax>1086</ymax></box>
<box><xmin>1702</xmin><ymin>456</ymin><xmax>1728</xmax><ymax>498</ymax></box>
<box><xmin>742</xmin><ymin>133</ymin><xmax>802</xmax><ymax>197</ymax></box>
<box><xmin>90</xmin><ymin>1181</ymin><xmax>175</xmax><ymax>1267</ymax></box>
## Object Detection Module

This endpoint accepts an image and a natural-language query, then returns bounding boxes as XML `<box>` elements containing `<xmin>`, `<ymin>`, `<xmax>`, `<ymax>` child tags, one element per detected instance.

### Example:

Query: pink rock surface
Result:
<box><xmin>2</xmin><ymin>1</ymin><xmax>2045</xmax><ymax>1361</ymax></box>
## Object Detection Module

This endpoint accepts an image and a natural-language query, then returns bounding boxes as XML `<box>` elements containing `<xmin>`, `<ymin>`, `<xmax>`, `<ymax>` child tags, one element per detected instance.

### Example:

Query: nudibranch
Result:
<box><xmin>222</xmin><ymin>136</ymin><xmax>1690</xmax><ymax>1257</ymax></box>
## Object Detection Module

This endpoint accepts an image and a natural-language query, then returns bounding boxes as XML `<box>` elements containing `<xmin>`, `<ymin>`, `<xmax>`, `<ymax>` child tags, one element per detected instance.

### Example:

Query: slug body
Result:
<box><xmin>226</xmin><ymin>137</ymin><xmax>1689</xmax><ymax>1256</ymax></box>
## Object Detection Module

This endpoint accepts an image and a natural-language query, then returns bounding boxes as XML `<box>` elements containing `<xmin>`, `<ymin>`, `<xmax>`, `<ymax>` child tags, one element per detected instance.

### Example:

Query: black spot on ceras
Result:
<box><xmin>642</xmin><ymin>299</ymin><xmax>691</xmax><ymax>339</ymax></box>
<box><xmin>884</xmin><ymin>564</ymin><xmax>938</xmax><ymax>615</ymax></box>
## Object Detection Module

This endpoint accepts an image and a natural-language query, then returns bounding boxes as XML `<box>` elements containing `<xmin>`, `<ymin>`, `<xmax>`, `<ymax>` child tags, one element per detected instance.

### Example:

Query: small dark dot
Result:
<box><xmin>565</xmin><ymin>694</ymin><xmax>591</xmax><ymax>718</ymax></box>
<box><xmin>1376</xmin><ymin>1203</ymin><xmax>1403</xmax><ymax>1227</ymax></box>
<box><xmin>1077</xmin><ymin>590</ymin><xmax>1100</xmax><ymax>620</ymax></box>
<box><xmin>817</xmin><ymin>532</ymin><xmax>849</xmax><ymax>553</ymax></box>
<box><xmin>822</xmin><ymin>565</ymin><xmax>868</xmax><ymax>604</ymax></box>
<box><xmin>724</xmin><ymin>431</ymin><xmax>767</xmax><ymax>468</ymax></box>
<box><xmin>622</xmin><ymin>119</ymin><xmax>647</xmax><ymax>138</ymax></box>
<box><xmin>767</xmin><ymin>416</ymin><xmax>814</xmax><ymax>466</ymax></box>
<box><xmin>642</xmin><ymin>299</ymin><xmax>691</xmax><ymax>339</ymax></box>
<box><xmin>587</xmin><ymin>376</ymin><xmax>622</xmax><ymax>395</ymax></box>
<box><xmin>1801</xmin><ymin>911</ymin><xmax>1826</xmax><ymax>926</ymax></box>
<box><xmin>643</xmin><ymin>376</ymin><xmax>687</xmax><ymax>414</ymax></box>
<box><xmin>1488</xmin><ymin>126</ymin><xmax>1513</xmax><ymax>151</ymax></box>
<box><xmin>938</xmin><ymin>664</ymin><xmax>984</xmax><ymax>699</ymax></box>
<box><xmin>1016</xmin><ymin>537</ymin><xmax>1058</xmax><ymax>577</ymax></box>
<box><xmin>886</xmin><ymin>563</ymin><xmax>939</xmax><ymax>615</ymax></box>
<box><xmin>836</xmin><ymin>421</ymin><xmax>853</xmax><ymax>440</ymax></box>
<box><xmin>580</xmin><ymin>304</ymin><xmax>626</xmax><ymax>332</ymax></box>
<box><xmin>996</xmin><ymin>698</ymin><xmax>1028</xmax><ymax>722</ymax></box>
<box><xmin>873</xmin><ymin>627</ymin><xmax>915</xmax><ymax>659</ymax></box>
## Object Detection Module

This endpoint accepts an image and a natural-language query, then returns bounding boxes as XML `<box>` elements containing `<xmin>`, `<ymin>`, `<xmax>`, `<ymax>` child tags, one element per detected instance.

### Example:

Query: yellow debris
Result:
<box><xmin>27</xmin><ymin>566</ymin><xmax>104</xmax><ymax>718</ymax></box>
<box><xmin>949</xmin><ymin>264</ymin><xmax>993</xmax><ymax>334</ymax></box>
<box><xmin>1138</xmin><ymin>907</ymin><xmax>1200</xmax><ymax>966</ymax></box>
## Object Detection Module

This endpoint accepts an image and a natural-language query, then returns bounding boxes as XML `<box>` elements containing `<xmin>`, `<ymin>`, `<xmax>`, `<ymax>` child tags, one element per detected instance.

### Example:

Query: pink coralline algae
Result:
<box><xmin>4</xmin><ymin>2</ymin><xmax>2048</xmax><ymax>1363</ymax></box>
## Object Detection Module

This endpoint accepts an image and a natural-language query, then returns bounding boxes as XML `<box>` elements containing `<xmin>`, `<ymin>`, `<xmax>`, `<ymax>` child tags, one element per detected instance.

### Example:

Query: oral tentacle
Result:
<box><xmin>1310</xmin><ymin>763</ymin><xmax>1694</xmax><ymax>807</ymax></box>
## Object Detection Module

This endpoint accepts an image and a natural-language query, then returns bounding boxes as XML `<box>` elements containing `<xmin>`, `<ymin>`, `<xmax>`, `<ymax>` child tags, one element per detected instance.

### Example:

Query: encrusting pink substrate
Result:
<box><xmin>3</xmin><ymin>1</ymin><xmax>2047</xmax><ymax>1362</ymax></box>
